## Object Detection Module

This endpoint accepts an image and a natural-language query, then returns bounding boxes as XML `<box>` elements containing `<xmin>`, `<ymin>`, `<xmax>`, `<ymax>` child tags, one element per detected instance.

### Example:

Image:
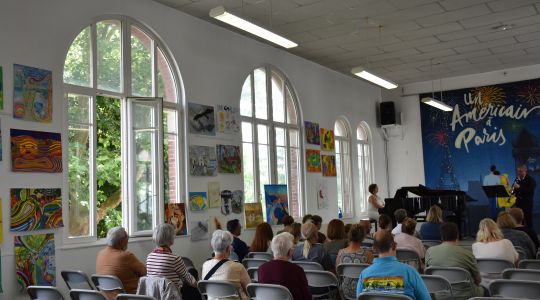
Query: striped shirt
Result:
<box><xmin>146</xmin><ymin>251</ymin><xmax>196</xmax><ymax>289</ymax></box>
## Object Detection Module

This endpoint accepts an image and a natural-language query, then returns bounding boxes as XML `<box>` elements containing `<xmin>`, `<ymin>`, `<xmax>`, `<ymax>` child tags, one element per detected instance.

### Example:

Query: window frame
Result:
<box><xmin>335</xmin><ymin>117</ymin><xmax>354</xmax><ymax>219</ymax></box>
<box><xmin>356</xmin><ymin>121</ymin><xmax>374</xmax><ymax>213</ymax></box>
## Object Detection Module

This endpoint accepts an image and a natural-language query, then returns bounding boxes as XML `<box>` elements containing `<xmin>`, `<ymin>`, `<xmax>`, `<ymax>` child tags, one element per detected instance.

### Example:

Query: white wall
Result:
<box><xmin>0</xmin><ymin>0</ymin><xmax>384</xmax><ymax>298</ymax></box>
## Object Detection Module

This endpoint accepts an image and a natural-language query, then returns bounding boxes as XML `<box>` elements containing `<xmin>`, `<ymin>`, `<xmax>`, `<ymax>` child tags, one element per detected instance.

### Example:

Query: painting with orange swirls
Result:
<box><xmin>15</xmin><ymin>233</ymin><xmax>56</xmax><ymax>292</ymax></box>
<box><xmin>306</xmin><ymin>149</ymin><xmax>321</xmax><ymax>172</ymax></box>
<box><xmin>322</xmin><ymin>155</ymin><xmax>337</xmax><ymax>177</ymax></box>
<box><xmin>10</xmin><ymin>188</ymin><xmax>63</xmax><ymax>231</ymax></box>
<box><xmin>11</xmin><ymin>129</ymin><xmax>62</xmax><ymax>173</ymax></box>
<box><xmin>13</xmin><ymin>64</ymin><xmax>52</xmax><ymax>123</ymax></box>
<box><xmin>320</xmin><ymin>128</ymin><xmax>335</xmax><ymax>151</ymax></box>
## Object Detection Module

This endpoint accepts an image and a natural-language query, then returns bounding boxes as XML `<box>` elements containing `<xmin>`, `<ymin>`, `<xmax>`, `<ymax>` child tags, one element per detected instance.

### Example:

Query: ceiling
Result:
<box><xmin>153</xmin><ymin>0</ymin><xmax>540</xmax><ymax>86</ymax></box>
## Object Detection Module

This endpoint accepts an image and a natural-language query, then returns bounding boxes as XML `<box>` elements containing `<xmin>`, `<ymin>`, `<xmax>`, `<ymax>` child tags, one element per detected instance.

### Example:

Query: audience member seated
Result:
<box><xmin>292</xmin><ymin>222</ymin><xmax>333</xmax><ymax>271</ymax></box>
<box><xmin>96</xmin><ymin>227</ymin><xmax>146</xmax><ymax>294</ymax></box>
<box><xmin>497</xmin><ymin>212</ymin><xmax>535</xmax><ymax>259</ymax></box>
<box><xmin>394</xmin><ymin>218</ymin><xmax>426</xmax><ymax>271</ymax></box>
<box><xmin>419</xmin><ymin>205</ymin><xmax>443</xmax><ymax>240</ymax></box>
<box><xmin>509</xmin><ymin>207</ymin><xmax>540</xmax><ymax>250</ymax></box>
<box><xmin>146</xmin><ymin>224</ymin><xmax>197</xmax><ymax>291</ymax></box>
<box><xmin>227</xmin><ymin>219</ymin><xmax>250</xmax><ymax>262</ymax></box>
<box><xmin>311</xmin><ymin>215</ymin><xmax>327</xmax><ymax>243</ymax></box>
<box><xmin>337</xmin><ymin>224</ymin><xmax>374</xmax><ymax>300</ymax></box>
<box><xmin>277</xmin><ymin>215</ymin><xmax>295</xmax><ymax>234</ymax></box>
<box><xmin>250</xmin><ymin>222</ymin><xmax>274</xmax><ymax>253</ymax></box>
<box><xmin>324</xmin><ymin>219</ymin><xmax>348</xmax><ymax>265</ymax></box>
<box><xmin>289</xmin><ymin>222</ymin><xmax>302</xmax><ymax>244</ymax></box>
<box><xmin>356</xmin><ymin>231</ymin><xmax>430</xmax><ymax>300</ymax></box>
<box><xmin>258</xmin><ymin>232</ymin><xmax>312</xmax><ymax>300</ymax></box>
<box><xmin>344</xmin><ymin>223</ymin><xmax>353</xmax><ymax>236</ymax></box>
<box><xmin>302</xmin><ymin>214</ymin><xmax>313</xmax><ymax>224</ymax></box>
<box><xmin>392</xmin><ymin>208</ymin><xmax>408</xmax><ymax>235</ymax></box>
<box><xmin>425</xmin><ymin>222</ymin><xmax>485</xmax><ymax>299</ymax></box>
<box><xmin>473</xmin><ymin>218</ymin><xmax>518</xmax><ymax>264</ymax></box>
<box><xmin>377</xmin><ymin>214</ymin><xmax>392</xmax><ymax>233</ymax></box>
<box><xmin>202</xmin><ymin>230</ymin><xmax>251</xmax><ymax>300</ymax></box>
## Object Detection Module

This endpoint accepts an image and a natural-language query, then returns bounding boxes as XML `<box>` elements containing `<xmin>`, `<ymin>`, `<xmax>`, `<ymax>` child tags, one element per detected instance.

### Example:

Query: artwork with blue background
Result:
<box><xmin>264</xmin><ymin>184</ymin><xmax>289</xmax><ymax>225</ymax></box>
<box><xmin>420</xmin><ymin>78</ymin><xmax>540</xmax><ymax>216</ymax></box>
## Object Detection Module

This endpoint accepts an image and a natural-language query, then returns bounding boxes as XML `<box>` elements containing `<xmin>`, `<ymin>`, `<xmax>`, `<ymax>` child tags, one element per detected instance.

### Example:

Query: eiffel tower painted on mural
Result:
<box><xmin>437</xmin><ymin>141</ymin><xmax>460</xmax><ymax>190</ymax></box>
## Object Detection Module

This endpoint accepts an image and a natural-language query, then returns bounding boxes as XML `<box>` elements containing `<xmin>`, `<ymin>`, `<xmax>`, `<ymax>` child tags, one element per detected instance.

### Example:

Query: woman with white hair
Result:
<box><xmin>291</xmin><ymin>222</ymin><xmax>333</xmax><ymax>271</ymax></box>
<box><xmin>258</xmin><ymin>232</ymin><xmax>311</xmax><ymax>300</ymax></box>
<box><xmin>202</xmin><ymin>230</ymin><xmax>250</xmax><ymax>300</ymax></box>
<box><xmin>146</xmin><ymin>224</ymin><xmax>197</xmax><ymax>290</ymax></box>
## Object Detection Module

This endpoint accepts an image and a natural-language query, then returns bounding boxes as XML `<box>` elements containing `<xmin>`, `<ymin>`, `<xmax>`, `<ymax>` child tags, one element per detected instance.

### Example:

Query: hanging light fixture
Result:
<box><xmin>209</xmin><ymin>5</ymin><xmax>298</xmax><ymax>49</ymax></box>
<box><xmin>351</xmin><ymin>66</ymin><xmax>398</xmax><ymax>89</ymax></box>
<box><xmin>421</xmin><ymin>60</ymin><xmax>452</xmax><ymax>112</ymax></box>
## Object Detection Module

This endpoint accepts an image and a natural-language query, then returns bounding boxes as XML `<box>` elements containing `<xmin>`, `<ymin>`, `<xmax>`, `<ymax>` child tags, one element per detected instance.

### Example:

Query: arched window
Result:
<box><xmin>356</xmin><ymin>122</ymin><xmax>373</xmax><ymax>212</ymax></box>
<box><xmin>64</xmin><ymin>17</ymin><xmax>182</xmax><ymax>241</ymax></box>
<box><xmin>240</xmin><ymin>66</ymin><xmax>303</xmax><ymax>219</ymax></box>
<box><xmin>335</xmin><ymin>118</ymin><xmax>353</xmax><ymax>217</ymax></box>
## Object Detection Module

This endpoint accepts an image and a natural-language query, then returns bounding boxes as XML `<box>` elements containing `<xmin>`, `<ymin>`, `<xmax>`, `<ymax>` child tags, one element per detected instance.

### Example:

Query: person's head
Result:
<box><xmin>401</xmin><ymin>218</ymin><xmax>417</xmax><ymax>235</ymax></box>
<box><xmin>426</xmin><ymin>205</ymin><xmax>444</xmax><ymax>224</ymax></box>
<box><xmin>476</xmin><ymin>218</ymin><xmax>503</xmax><ymax>243</ymax></box>
<box><xmin>497</xmin><ymin>212</ymin><xmax>517</xmax><ymax>229</ymax></box>
<box><xmin>289</xmin><ymin>222</ymin><xmax>302</xmax><ymax>244</ymax></box>
<box><xmin>490</xmin><ymin>165</ymin><xmax>497</xmax><ymax>172</ymax></box>
<box><xmin>344</xmin><ymin>223</ymin><xmax>352</xmax><ymax>235</ymax></box>
<box><xmin>327</xmin><ymin>219</ymin><xmax>345</xmax><ymax>240</ymax></box>
<box><xmin>348</xmin><ymin>224</ymin><xmax>366</xmax><ymax>244</ymax></box>
<box><xmin>250</xmin><ymin>222</ymin><xmax>274</xmax><ymax>252</ymax></box>
<box><xmin>517</xmin><ymin>164</ymin><xmax>528</xmax><ymax>178</ymax></box>
<box><xmin>302</xmin><ymin>214</ymin><xmax>313</xmax><ymax>224</ymax></box>
<box><xmin>394</xmin><ymin>209</ymin><xmax>407</xmax><ymax>224</ymax></box>
<box><xmin>153</xmin><ymin>223</ymin><xmax>176</xmax><ymax>247</ymax></box>
<box><xmin>301</xmin><ymin>222</ymin><xmax>319</xmax><ymax>258</ymax></box>
<box><xmin>106</xmin><ymin>226</ymin><xmax>128</xmax><ymax>250</ymax></box>
<box><xmin>508</xmin><ymin>208</ymin><xmax>524</xmax><ymax>225</ymax></box>
<box><xmin>378</xmin><ymin>214</ymin><xmax>392</xmax><ymax>230</ymax></box>
<box><xmin>226</xmin><ymin>219</ymin><xmax>241</xmax><ymax>236</ymax></box>
<box><xmin>373</xmin><ymin>230</ymin><xmax>396</xmax><ymax>255</ymax></box>
<box><xmin>311</xmin><ymin>215</ymin><xmax>323</xmax><ymax>229</ymax></box>
<box><xmin>211</xmin><ymin>229</ymin><xmax>233</xmax><ymax>255</ymax></box>
<box><xmin>439</xmin><ymin>222</ymin><xmax>459</xmax><ymax>242</ymax></box>
<box><xmin>271</xmin><ymin>232</ymin><xmax>295</xmax><ymax>259</ymax></box>
<box><xmin>359</xmin><ymin>219</ymin><xmax>372</xmax><ymax>236</ymax></box>
<box><xmin>368</xmin><ymin>183</ymin><xmax>378</xmax><ymax>195</ymax></box>
<box><xmin>282</xmin><ymin>215</ymin><xmax>294</xmax><ymax>227</ymax></box>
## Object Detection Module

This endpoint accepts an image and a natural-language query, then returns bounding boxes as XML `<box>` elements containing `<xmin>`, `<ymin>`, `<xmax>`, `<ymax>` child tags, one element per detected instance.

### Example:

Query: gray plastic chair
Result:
<box><xmin>305</xmin><ymin>270</ymin><xmax>339</xmax><ymax>299</ymax></box>
<box><xmin>247</xmin><ymin>267</ymin><xmax>259</xmax><ymax>282</ymax></box>
<box><xmin>336</xmin><ymin>263</ymin><xmax>370</xmax><ymax>300</ymax></box>
<box><xmin>502</xmin><ymin>268</ymin><xmax>540</xmax><ymax>281</ymax></box>
<box><xmin>396</xmin><ymin>249</ymin><xmax>421</xmax><ymax>271</ymax></box>
<box><xmin>476</xmin><ymin>259</ymin><xmax>514</xmax><ymax>275</ymax></box>
<box><xmin>246</xmin><ymin>283</ymin><xmax>293</xmax><ymax>300</ymax></box>
<box><xmin>420</xmin><ymin>274</ymin><xmax>453</xmax><ymax>299</ymax></box>
<box><xmin>182</xmin><ymin>257</ymin><xmax>195</xmax><ymax>268</ymax></box>
<box><xmin>246</xmin><ymin>252</ymin><xmax>273</xmax><ymax>261</ymax></box>
<box><xmin>425</xmin><ymin>266</ymin><xmax>473</xmax><ymax>285</ymax></box>
<box><xmin>91</xmin><ymin>274</ymin><xmax>125</xmax><ymax>293</ymax></box>
<box><xmin>292</xmin><ymin>261</ymin><xmax>324</xmax><ymax>271</ymax></box>
<box><xmin>198</xmin><ymin>280</ymin><xmax>241</xmax><ymax>298</ymax></box>
<box><xmin>518</xmin><ymin>259</ymin><xmax>540</xmax><ymax>270</ymax></box>
<box><xmin>242</xmin><ymin>258</ymin><xmax>268</xmax><ymax>269</ymax></box>
<box><xmin>61</xmin><ymin>270</ymin><xmax>95</xmax><ymax>290</ymax></box>
<box><xmin>70</xmin><ymin>289</ymin><xmax>108</xmax><ymax>300</ymax></box>
<box><xmin>489</xmin><ymin>279</ymin><xmax>540</xmax><ymax>299</ymax></box>
<box><xmin>27</xmin><ymin>286</ymin><xmax>65</xmax><ymax>300</ymax></box>
<box><xmin>421</xmin><ymin>240</ymin><xmax>441</xmax><ymax>249</ymax></box>
<box><xmin>357</xmin><ymin>292</ymin><xmax>412</xmax><ymax>300</ymax></box>
<box><xmin>116</xmin><ymin>295</ymin><xmax>156</xmax><ymax>300</ymax></box>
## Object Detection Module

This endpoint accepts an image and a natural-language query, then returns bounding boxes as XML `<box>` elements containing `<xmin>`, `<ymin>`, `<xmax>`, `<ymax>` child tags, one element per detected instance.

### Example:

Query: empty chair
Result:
<box><xmin>502</xmin><ymin>268</ymin><xmax>540</xmax><ymax>281</ymax></box>
<box><xmin>357</xmin><ymin>292</ymin><xmax>412</xmax><ymax>300</ymax></box>
<box><xmin>305</xmin><ymin>270</ymin><xmax>339</xmax><ymax>299</ymax></box>
<box><xmin>70</xmin><ymin>289</ymin><xmax>108</xmax><ymax>300</ymax></box>
<box><xmin>242</xmin><ymin>258</ymin><xmax>268</xmax><ymax>269</ymax></box>
<box><xmin>292</xmin><ymin>261</ymin><xmax>324</xmax><ymax>271</ymax></box>
<box><xmin>518</xmin><ymin>259</ymin><xmax>540</xmax><ymax>270</ymax></box>
<box><xmin>198</xmin><ymin>280</ymin><xmax>241</xmax><ymax>299</ymax></box>
<box><xmin>336</xmin><ymin>263</ymin><xmax>370</xmax><ymax>300</ymax></box>
<box><xmin>247</xmin><ymin>267</ymin><xmax>258</xmax><ymax>282</ymax></box>
<box><xmin>116</xmin><ymin>295</ymin><xmax>156</xmax><ymax>300</ymax></box>
<box><xmin>489</xmin><ymin>279</ymin><xmax>540</xmax><ymax>299</ymax></box>
<box><xmin>246</xmin><ymin>252</ymin><xmax>273</xmax><ymax>261</ymax></box>
<box><xmin>27</xmin><ymin>286</ymin><xmax>65</xmax><ymax>300</ymax></box>
<box><xmin>396</xmin><ymin>249</ymin><xmax>421</xmax><ymax>271</ymax></box>
<box><xmin>91</xmin><ymin>275</ymin><xmax>125</xmax><ymax>293</ymax></box>
<box><xmin>420</xmin><ymin>275</ymin><xmax>453</xmax><ymax>299</ymax></box>
<box><xmin>61</xmin><ymin>270</ymin><xmax>95</xmax><ymax>290</ymax></box>
<box><xmin>246</xmin><ymin>283</ymin><xmax>293</xmax><ymax>300</ymax></box>
<box><xmin>425</xmin><ymin>266</ymin><xmax>481</xmax><ymax>299</ymax></box>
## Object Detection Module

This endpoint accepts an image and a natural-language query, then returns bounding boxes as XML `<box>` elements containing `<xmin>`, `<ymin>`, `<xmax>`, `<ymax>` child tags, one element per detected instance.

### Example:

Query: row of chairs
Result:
<box><xmin>28</xmin><ymin>286</ymin><xmax>154</xmax><ymax>300</ymax></box>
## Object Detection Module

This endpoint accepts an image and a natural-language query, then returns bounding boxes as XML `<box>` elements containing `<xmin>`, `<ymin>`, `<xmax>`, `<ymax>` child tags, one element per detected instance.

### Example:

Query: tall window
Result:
<box><xmin>356</xmin><ymin>122</ymin><xmax>373</xmax><ymax>212</ymax></box>
<box><xmin>240</xmin><ymin>67</ymin><xmax>303</xmax><ymax>219</ymax></box>
<box><xmin>335</xmin><ymin>118</ymin><xmax>353</xmax><ymax>217</ymax></box>
<box><xmin>64</xmin><ymin>17</ymin><xmax>182</xmax><ymax>241</ymax></box>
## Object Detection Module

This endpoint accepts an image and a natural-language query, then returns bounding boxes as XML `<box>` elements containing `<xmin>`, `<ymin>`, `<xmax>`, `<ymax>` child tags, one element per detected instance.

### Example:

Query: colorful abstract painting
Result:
<box><xmin>317</xmin><ymin>179</ymin><xmax>329</xmax><ymax>209</ymax></box>
<box><xmin>320</xmin><ymin>128</ymin><xmax>335</xmax><ymax>151</ymax></box>
<box><xmin>231</xmin><ymin>190</ymin><xmax>243</xmax><ymax>214</ymax></box>
<box><xmin>10</xmin><ymin>188</ymin><xmax>63</xmax><ymax>231</ymax></box>
<box><xmin>217</xmin><ymin>144</ymin><xmax>242</xmax><ymax>174</ymax></box>
<box><xmin>244</xmin><ymin>203</ymin><xmax>264</xmax><ymax>229</ymax></box>
<box><xmin>190</xmin><ymin>220</ymin><xmax>209</xmax><ymax>241</ymax></box>
<box><xmin>306</xmin><ymin>149</ymin><xmax>321</xmax><ymax>172</ymax></box>
<box><xmin>217</xmin><ymin>105</ymin><xmax>240</xmax><ymax>135</ymax></box>
<box><xmin>322</xmin><ymin>155</ymin><xmax>337</xmax><ymax>177</ymax></box>
<box><xmin>305</xmin><ymin>121</ymin><xmax>320</xmax><ymax>145</ymax></box>
<box><xmin>0</xmin><ymin>66</ymin><xmax>3</xmax><ymax>110</ymax></box>
<box><xmin>15</xmin><ymin>233</ymin><xmax>56</xmax><ymax>292</ymax></box>
<box><xmin>188</xmin><ymin>102</ymin><xmax>215</xmax><ymax>135</ymax></box>
<box><xmin>264</xmin><ymin>184</ymin><xmax>289</xmax><ymax>225</ymax></box>
<box><xmin>221</xmin><ymin>190</ymin><xmax>232</xmax><ymax>215</ymax></box>
<box><xmin>189</xmin><ymin>145</ymin><xmax>217</xmax><ymax>176</ymax></box>
<box><xmin>11</xmin><ymin>129</ymin><xmax>62</xmax><ymax>173</ymax></box>
<box><xmin>189</xmin><ymin>192</ymin><xmax>208</xmax><ymax>211</ymax></box>
<box><xmin>0</xmin><ymin>121</ymin><xmax>2</xmax><ymax>161</ymax></box>
<box><xmin>208</xmin><ymin>182</ymin><xmax>221</xmax><ymax>208</ymax></box>
<box><xmin>13</xmin><ymin>64</ymin><xmax>52</xmax><ymax>122</ymax></box>
<box><xmin>164</xmin><ymin>203</ymin><xmax>187</xmax><ymax>236</ymax></box>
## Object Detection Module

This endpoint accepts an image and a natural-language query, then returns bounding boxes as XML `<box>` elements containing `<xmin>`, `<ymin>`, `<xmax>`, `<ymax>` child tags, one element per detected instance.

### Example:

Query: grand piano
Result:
<box><xmin>379</xmin><ymin>185</ymin><xmax>473</xmax><ymax>237</ymax></box>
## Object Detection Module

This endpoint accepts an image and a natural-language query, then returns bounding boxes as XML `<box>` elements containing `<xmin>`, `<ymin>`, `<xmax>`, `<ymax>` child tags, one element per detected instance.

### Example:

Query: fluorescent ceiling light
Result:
<box><xmin>210</xmin><ymin>6</ymin><xmax>298</xmax><ymax>49</ymax></box>
<box><xmin>421</xmin><ymin>97</ymin><xmax>453</xmax><ymax>112</ymax></box>
<box><xmin>350</xmin><ymin>66</ymin><xmax>398</xmax><ymax>89</ymax></box>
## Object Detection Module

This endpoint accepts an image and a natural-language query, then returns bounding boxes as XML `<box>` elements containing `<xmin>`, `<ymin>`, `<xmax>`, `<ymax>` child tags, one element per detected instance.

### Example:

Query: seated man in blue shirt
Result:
<box><xmin>357</xmin><ymin>230</ymin><xmax>430</xmax><ymax>300</ymax></box>
<box><xmin>227</xmin><ymin>219</ymin><xmax>249</xmax><ymax>261</ymax></box>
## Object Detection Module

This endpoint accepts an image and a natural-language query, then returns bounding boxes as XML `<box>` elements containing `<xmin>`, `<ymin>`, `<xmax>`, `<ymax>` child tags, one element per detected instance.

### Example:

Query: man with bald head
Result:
<box><xmin>356</xmin><ymin>231</ymin><xmax>430</xmax><ymax>300</ymax></box>
<box><xmin>513</xmin><ymin>164</ymin><xmax>536</xmax><ymax>228</ymax></box>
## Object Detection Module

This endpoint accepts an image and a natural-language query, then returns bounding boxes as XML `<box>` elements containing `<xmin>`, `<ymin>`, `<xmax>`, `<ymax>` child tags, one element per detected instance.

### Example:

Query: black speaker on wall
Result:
<box><xmin>379</xmin><ymin>101</ymin><xmax>396</xmax><ymax>125</ymax></box>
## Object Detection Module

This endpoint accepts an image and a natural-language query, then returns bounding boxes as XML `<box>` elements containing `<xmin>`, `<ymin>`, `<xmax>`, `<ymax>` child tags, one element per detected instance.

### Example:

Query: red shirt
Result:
<box><xmin>257</xmin><ymin>259</ymin><xmax>312</xmax><ymax>300</ymax></box>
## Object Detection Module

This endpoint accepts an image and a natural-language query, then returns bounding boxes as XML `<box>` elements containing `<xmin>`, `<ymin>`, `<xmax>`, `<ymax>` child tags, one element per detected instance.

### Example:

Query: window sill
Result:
<box><xmin>59</xmin><ymin>235</ymin><xmax>170</xmax><ymax>250</ymax></box>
